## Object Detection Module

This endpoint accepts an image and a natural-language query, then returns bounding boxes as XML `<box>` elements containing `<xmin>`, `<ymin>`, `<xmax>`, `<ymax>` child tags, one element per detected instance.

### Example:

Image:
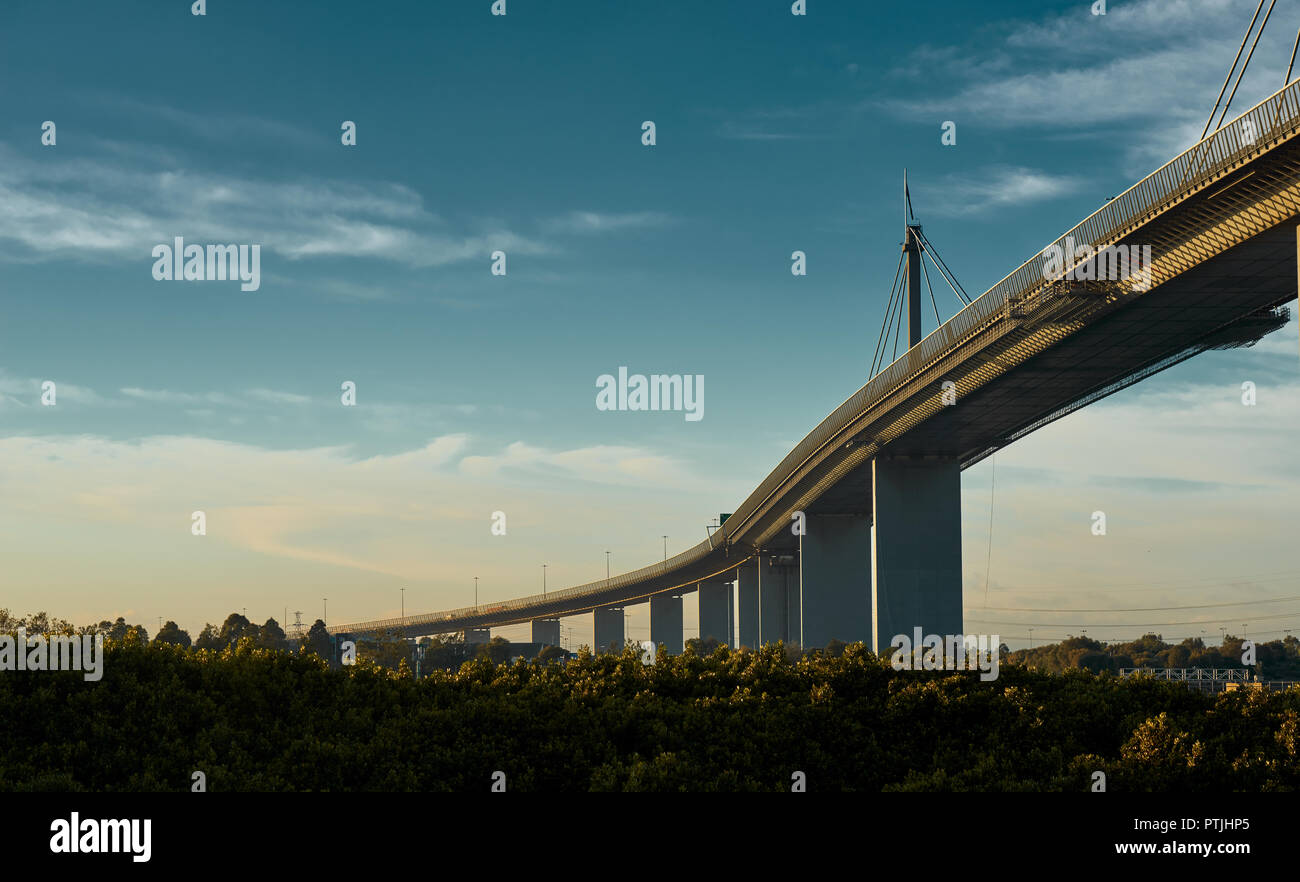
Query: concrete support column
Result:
<box><xmin>871</xmin><ymin>456</ymin><xmax>963</xmax><ymax>652</ymax></box>
<box><xmin>465</xmin><ymin>627</ymin><xmax>491</xmax><ymax>645</ymax></box>
<box><xmin>760</xmin><ymin>554</ymin><xmax>799</xmax><ymax>647</ymax></box>
<box><xmin>737</xmin><ymin>561</ymin><xmax>760</xmax><ymax>648</ymax></box>
<box><xmin>593</xmin><ymin>605</ymin><xmax>623</xmax><ymax>654</ymax></box>
<box><xmin>649</xmin><ymin>592</ymin><xmax>684</xmax><ymax>655</ymax></box>
<box><xmin>698</xmin><ymin>578</ymin><xmax>734</xmax><ymax>645</ymax></box>
<box><xmin>531</xmin><ymin>618</ymin><xmax>560</xmax><ymax>646</ymax></box>
<box><xmin>799</xmin><ymin>514</ymin><xmax>873</xmax><ymax>648</ymax></box>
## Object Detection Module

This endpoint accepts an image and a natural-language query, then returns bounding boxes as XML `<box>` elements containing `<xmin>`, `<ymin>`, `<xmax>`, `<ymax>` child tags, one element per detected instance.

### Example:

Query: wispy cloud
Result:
<box><xmin>0</xmin><ymin>371</ymin><xmax>113</xmax><ymax>408</ymax></box>
<box><xmin>0</xmin><ymin>432</ymin><xmax>709</xmax><ymax>582</ymax></box>
<box><xmin>87</xmin><ymin>93</ymin><xmax>323</xmax><ymax>149</ymax></box>
<box><xmin>916</xmin><ymin>165</ymin><xmax>1082</xmax><ymax>216</ymax></box>
<box><xmin>246</xmin><ymin>388</ymin><xmax>313</xmax><ymax>406</ymax></box>
<box><xmin>714</xmin><ymin>104</ymin><xmax>828</xmax><ymax>141</ymax></box>
<box><xmin>459</xmin><ymin>440</ymin><xmax>688</xmax><ymax>486</ymax></box>
<box><xmin>542</xmin><ymin>210</ymin><xmax>672</xmax><ymax>234</ymax></box>
<box><xmin>879</xmin><ymin>0</ymin><xmax>1292</xmax><ymax>172</ymax></box>
<box><xmin>0</xmin><ymin>144</ymin><xmax>551</xmax><ymax>267</ymax></box>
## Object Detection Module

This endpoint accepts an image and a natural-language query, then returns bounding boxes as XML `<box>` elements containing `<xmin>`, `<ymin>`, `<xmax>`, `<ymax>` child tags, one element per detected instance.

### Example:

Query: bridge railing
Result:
<box><xmin>333</xmin><ymin>534</ymin><xmax>727</xmax><ymax>635</ymax></box>
<box><xmin>1119</xmin><ymin>668</ymin><xmax>1251</xmax><ymax>682</ymax></box>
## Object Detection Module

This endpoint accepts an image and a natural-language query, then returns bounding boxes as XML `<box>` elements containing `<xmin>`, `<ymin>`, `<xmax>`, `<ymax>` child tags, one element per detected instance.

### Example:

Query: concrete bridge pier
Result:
<box><xmin>760</xmin><ymin>554</ymin><xmax>799</xmax><ymax>647</ymax></box>
<box><xmin>798</xmin><ymin>514</ymin><xmax>873</xmax><ymax>648</ymax></box>
<box><xmin>649</xmin><ymin>592</ymin><xmax>684</xmax><ymax>655</ymax></box>
<box><xmin>531</xmin><ymin>618</ymin><xmax>560</xmax><ymax>646</ymax></box>
<box><xmin>697</xmin><ymin>577</ymin><xmax>734</xmax><ymax>645</ymax></box>
<box><xmin>871</xmin><ymin>456</ymin><xmax>963</xmax><ymax>652</ymax></box>
<box><xmin>737</xmin><ymin>561</ymin><xmax>760</xmax><ymax>648</ymax></box>
<box><xmin>465</xmin><ymin>627</ymin><xmax>491</xmax><ymax>645</ymax></box>
<box><xmin>593</xmin><ymin>605</ymin><xmax>624</xmax><ymax>654</ymax></box>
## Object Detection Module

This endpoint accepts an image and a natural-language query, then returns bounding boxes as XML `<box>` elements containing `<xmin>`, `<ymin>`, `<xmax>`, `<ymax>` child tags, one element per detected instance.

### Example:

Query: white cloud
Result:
<box><xmin>89</xmin><ymin>93</ymin><xmax>322</xmax><ymax>149</ymax></box>
<box><xmin>0</xmin><ymin>145</ymin><xmax>548</xmax><ymax>268</ymax></box>
<box><xmin>543</xmin><ymin>211</ymin><xmax>672</xmax><ymax>234</ymax></box>
<box><xmin>918</xmin><ymin>166</ymin><xmax>1083</xmax><ymax>216</ymax></box>
<box><xmin>881</xmin><ymin>0</ymin><xmax>1294</xmax><ymax>172</ymax></box>
<box><xmin>120</xmin><ymin>387</ymin><xmax>242</xmax><ymax>407</ymax></box>
<box><xmin>0</xmin><ymin>371</ymin><xmax>111</xmax><ymax>408</ymax></box>
<box><xmin>246</xmin><ymin>388</ymin><xmax>312</xmax><ymax>406</ymax></box>
<box><xmin>0</xmin><ymin>431</ymin><xmax>724</xmax><ymax>634</ymax></box>
<box><xmin>714</xmin><ymin>104</ymin><xmax>828</xmax><ymax>141</ymax></box>
<box><xmin>459</xmin><ymin>440</ymin><xmax>689</xmax><ymax>486</ymax></box>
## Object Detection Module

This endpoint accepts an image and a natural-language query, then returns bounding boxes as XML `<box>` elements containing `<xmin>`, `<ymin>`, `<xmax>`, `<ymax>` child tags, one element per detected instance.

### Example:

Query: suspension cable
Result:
<box><xmin>872</xmin><ymin>256</ymin><xmax>903</xmax><ymax>376</ymax></box>
<box><xmin>884</xmin><ymin>265</ymin><xmax>906</xmax><ymax>368</ymax></box>
<box><xmin>919</xmin><ymin>231</ymin><xmax>970</xmax><ymax>303</ymax></box>
<box><xmin>870</xmin><ymin>251</ymin><xmax>905</xmax><ymax>376</ymax></box>
<box><xmin>890</xmin><ymin>281</ymin><xmax>905</xmax><ymax>362</ymax></box>
<box><xmin>917</xmin><ymin>231</ymin><xmax>971</xmax><ymax>305</ymax></box>
<box><xmin>1202</xmin><ymin>0</ymin><xmax>1266</xmax><ymax>140</ymax></box>
<box><xmin>920</xmin><ymin>247</ymin><xmax>942</xmax><ymax>324</ymax></box>
<box><xmin>1286</xmin><ymin>27</ymin><xmax>1299</xmax><ymax>84</ymax></box>
<box><xmin>1215</xmin><ymin>0</ymin><xmax>1278</xmax><ymax>130</ymax></box>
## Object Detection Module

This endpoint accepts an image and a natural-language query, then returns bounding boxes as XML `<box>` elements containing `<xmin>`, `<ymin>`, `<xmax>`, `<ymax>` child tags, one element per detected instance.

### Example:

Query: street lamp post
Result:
<box><xmin>401</xmin><ymin>588</ymin><xmax>405</xmax><ymax>626</ymax></box>
<box><xmin>1028</xmin><ymin>627</ymin><xmax>1033</xmax><ymax>649</ymax></box>
<box><xmin>662</xmin><ymin>536</ymin><xmax>667</xmax><ymax>561</ymax></box>
<box><xmin>474</xmin><ymin>576</ymin><xmax>479</xmax><ymax>611</ymax></box>
<box><xmin>543</xmin><ymin>564</ymin><xmax>547</xmax><ymax>596</ymax></box>
<box><xmin>606</xmin><ymin>551</ymin><xmax>610</xmax><ymax>580</ymax></box>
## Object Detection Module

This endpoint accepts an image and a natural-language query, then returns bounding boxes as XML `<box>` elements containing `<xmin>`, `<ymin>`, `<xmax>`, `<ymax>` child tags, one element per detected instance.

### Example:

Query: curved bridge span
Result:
<box><xmin>336</xmin><ymin>82</ymin><xmax>1300</xmax><ymax>651</ymax></box>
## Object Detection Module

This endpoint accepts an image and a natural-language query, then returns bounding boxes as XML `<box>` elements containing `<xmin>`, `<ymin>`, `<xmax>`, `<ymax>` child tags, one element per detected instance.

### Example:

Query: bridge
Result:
<box><xmin>334</xmin><ymin>80</ymin><xmax>1300</xmax><ymax>654</ymax></box>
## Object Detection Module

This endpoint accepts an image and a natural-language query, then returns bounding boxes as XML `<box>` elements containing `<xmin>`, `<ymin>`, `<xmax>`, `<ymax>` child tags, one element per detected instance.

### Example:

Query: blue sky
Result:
<box><xmin>1</xmin><ymin>0</ymin><xmax>1298</xmax><ymax>648</ymax></box>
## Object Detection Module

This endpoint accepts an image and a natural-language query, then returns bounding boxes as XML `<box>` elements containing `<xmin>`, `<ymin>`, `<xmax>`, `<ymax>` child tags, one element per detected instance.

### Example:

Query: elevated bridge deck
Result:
<box><xmin>336</xmin><ymin>81</ymin><xmax>1300</xmax><ymax>640</ymax></box>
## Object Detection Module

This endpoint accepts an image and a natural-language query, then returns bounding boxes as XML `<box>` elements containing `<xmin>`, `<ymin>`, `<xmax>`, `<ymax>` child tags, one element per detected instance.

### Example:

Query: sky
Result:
<box><xmin>1</xmin><ymin>0</ymin><xmax>1298</xmax><ymax>649</ymax></box>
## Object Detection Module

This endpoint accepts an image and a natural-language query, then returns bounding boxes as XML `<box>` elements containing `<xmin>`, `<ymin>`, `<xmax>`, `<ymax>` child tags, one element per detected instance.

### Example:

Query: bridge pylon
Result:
<box><xmin>593</xmin><ymin>605</ymin><xmax>624</xmax><ymax>654</ymax></box>
<box><xmin>870</xmin><ymin>456</ymin><xmax>963</xmax><ymax>652</ymax></box>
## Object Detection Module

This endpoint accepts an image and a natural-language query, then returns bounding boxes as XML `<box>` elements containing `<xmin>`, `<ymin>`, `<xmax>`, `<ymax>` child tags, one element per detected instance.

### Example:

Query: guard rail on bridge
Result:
<box><xmin>1119</xmin><ymin>668</ymin><xmax>1251</xmax><ymax>682</ymax></box>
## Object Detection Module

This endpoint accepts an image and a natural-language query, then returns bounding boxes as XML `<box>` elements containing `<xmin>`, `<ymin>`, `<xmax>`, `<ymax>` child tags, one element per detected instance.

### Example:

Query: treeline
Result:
<box><xmin>1005</xmin><ymin>633</ymin><xmax>1300</xmax><ymax>679</ymax></box>
<box><xmin>0</xmin><ymin>608</ymin><xmax>334</xmax><ymax>657</ymax></box>
<box><xmin>0</xmin><ymin>609</ymin><xmax>567</xmax><ymax>673</ymax></box>
<box><xmin>0</xmin><ymin>633</ymin><xmax>1298</xmax><ymax>791</ymax></box>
